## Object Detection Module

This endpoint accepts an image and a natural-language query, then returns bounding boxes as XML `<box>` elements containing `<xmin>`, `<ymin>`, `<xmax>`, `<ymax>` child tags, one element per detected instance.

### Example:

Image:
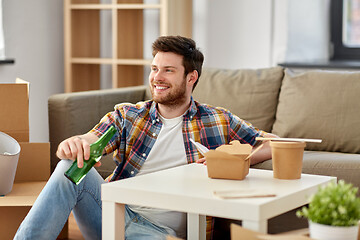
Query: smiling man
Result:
<box><xmin>150</xmin><ymin>52</ymin><xmax>196</xmax><ymax>118</ymax></box>
<box><xmin>14</xmin><ymin>36</ymin><xmax>276</xmax><ymax>240</ymax></box>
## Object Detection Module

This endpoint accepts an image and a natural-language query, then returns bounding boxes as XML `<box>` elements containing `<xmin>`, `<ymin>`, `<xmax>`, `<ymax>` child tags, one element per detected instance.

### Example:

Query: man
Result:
<box><xmin>15</xmin><ymin>36</ymin><xmax>276</xmax><ymax>240</ymax></box>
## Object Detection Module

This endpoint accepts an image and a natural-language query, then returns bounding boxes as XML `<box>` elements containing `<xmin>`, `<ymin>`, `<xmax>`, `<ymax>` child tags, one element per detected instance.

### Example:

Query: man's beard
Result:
<box><xmin>151</xmin><ymin>79</ymin><xmax>187</xmax><ymax>107</ymax></box>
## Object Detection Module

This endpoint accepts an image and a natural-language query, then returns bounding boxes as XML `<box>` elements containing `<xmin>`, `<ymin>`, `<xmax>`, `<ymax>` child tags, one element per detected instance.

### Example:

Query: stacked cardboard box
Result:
<box><xmin>230</xmin><ymin>224</ymin><xmax>313</xmax><ymax>240</ymax></box>
<box><xmin>166</xmin><ymin>224</ymin><xmax>313</xmax><ymax>240</ymax></box>
<box><xmin>0</xmin><ymin>79</ymin><xmax>51</xmax><ymax>239</ymax></box>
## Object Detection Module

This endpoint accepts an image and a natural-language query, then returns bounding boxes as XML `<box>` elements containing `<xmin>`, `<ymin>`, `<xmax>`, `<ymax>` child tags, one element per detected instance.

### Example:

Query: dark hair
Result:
<box><xmin>152</xmin><ymin>36</ymin><xmax>204</xmax><ymax>90</ymax></box>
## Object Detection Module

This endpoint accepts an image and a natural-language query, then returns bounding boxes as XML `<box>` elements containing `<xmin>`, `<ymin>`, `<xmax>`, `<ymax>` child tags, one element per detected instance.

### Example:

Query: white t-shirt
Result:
<box><xmin>129</xmin><ymin>114</ymin><xmax>187</xmax><ymax>238</ymax></box>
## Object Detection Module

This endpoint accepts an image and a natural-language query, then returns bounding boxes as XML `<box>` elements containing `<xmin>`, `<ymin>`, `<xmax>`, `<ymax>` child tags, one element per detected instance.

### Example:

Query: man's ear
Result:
<box><xmin>187</xmin><ymin>70</ymin><xmax>198</xmax><ymax>85</ymax></box>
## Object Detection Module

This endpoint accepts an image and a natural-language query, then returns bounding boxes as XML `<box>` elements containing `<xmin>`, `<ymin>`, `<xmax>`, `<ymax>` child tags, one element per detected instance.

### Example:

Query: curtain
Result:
<box><xmin>272</xmin><ymin>0</ymin><xmax>331</xmax><ymax>64</ymax></box>
<box><xmin>0</xmin><ymin>0</ymin><xmax>5</xmax><ymax>59</ymax></box>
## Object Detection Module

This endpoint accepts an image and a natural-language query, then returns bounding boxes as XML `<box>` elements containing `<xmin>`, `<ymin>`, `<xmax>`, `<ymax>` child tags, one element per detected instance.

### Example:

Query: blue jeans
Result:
<box><xmin>14</xmin><ymin>159</ymin><xmax>175</xmax><ymax>240</ymax></box>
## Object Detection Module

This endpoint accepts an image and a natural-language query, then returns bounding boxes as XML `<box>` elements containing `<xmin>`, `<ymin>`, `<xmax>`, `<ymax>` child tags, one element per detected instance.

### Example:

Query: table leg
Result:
<box><xmin>242</xmin><ymin>219</ymin><xmax>267</xmax><ymax>233</ymax></box>
<box><xmin>102</xmin><ymin>201</ymin><xmax>125</xmax><ymax>240</ymax></box>
<box><xmin>187</xmin><ymin>213</ymin><xmax>206</xmax><ymax>240</ymax></box>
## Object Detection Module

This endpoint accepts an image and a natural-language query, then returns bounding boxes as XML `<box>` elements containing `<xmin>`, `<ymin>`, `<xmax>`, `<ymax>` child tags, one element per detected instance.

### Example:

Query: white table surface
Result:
<box><xmin>102</xmin><ymin>163</ymin><xmax>336</xmax><ymax>240</ymax></box>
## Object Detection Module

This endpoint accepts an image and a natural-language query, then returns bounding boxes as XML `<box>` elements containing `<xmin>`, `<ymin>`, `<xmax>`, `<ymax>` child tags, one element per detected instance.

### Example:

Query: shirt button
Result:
<box><xmin>152</xmin><ymin>133</ymin><xmax>156</xmax><ymax>137</ymax></box>
<box><xmin>152</xmin><ymin>120</ymin><xmax>156</xmax><ymax>124</ymax></box>
<box><xmin>142</xmin><ymin>153</ymin><xmax>146</xmax><ymax>157</ymax></box>
<box><xmin>156</xmin><ymin>119</ymin><xmax>160</xmax><ymax>122</ymax></box>
<box><xmin>130</xmin><ymin>171</ymin><xmax>135</xmax><ymax>175</ymax></box>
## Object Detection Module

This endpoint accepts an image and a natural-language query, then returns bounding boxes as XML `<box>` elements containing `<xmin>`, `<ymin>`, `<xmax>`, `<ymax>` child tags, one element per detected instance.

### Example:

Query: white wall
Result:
<box><xmin>0</xmin><ymin>0</ymin><xmax>64</xmax><ymax>142</ymax></box>
<box><xmin>193</xmin><ymin>0</ymin><xmax>274</xmax><ymax>69</ymax></box>
<box><xmin>0</xmin><ymin>0</ymin><xmax>275</xmax><ymax>142</ymax></box>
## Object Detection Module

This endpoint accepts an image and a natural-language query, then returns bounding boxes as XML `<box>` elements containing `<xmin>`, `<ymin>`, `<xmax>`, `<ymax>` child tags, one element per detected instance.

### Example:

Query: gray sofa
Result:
<box><xmin>48</xmin><ymin>66</ymin><xmax>360</xmax><ymax>235</ymax></box>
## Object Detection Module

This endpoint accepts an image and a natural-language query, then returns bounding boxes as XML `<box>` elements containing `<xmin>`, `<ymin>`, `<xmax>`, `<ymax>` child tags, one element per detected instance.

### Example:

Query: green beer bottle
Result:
<box><xmin>64</xmin><ymin>126</ymin><xmax>117</xmax><ymax>185</ymax></box>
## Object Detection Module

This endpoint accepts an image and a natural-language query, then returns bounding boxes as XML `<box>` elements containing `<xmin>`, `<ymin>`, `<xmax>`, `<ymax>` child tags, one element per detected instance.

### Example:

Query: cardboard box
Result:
<box><xmin>166</xmin><ymin>224</ymin><xmax>314</xmax><ymax>240</ymax></box>
<box><xmin>15</xmin><ymin>142</ymin><xmax>50</xmax><ymax>182</ymax></box>
<box><xmin>0</xmin><ymin>142</ymin><xmax>50</xmax><ymax>240</ymax></box>
<box><xmin>167</xmin><ymin>236</ymin><xmax>183</xmax><ymax>240</ymax></box>
<box><xmin>0</xmin><ymin>79</ymin><xmax>52</xmax><ymax>239</ymax></box>
<box><xmin>0</xmin><ymin>79</ymin><xmax>29</xmax><ymax>142</ymax></box>
<box><xmin>231</xmin><ymin>224</ymin><xmax>314</xmax><ymax>240</ymax></box>
<box><xmin>204</xmin><ymin>140</ymin><xmax>252</xmax><ymax>180</ymax></box>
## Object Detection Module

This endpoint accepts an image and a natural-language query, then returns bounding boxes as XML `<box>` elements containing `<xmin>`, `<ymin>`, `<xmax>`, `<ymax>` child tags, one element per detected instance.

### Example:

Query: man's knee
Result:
<box><xmin>48</xmin><ymin>159</ymin><xmax>75</xmax><ymax>187</ymax></box>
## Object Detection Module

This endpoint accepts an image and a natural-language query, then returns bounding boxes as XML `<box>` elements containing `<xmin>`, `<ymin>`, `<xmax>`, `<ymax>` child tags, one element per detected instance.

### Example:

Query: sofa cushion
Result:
<box><xmin>192</xmin><ymin>67</ymin><xmax>284</xmax><ymax>132</ymax></box>
<box><xmin>272</xmin><ymin>69</ymin><xmax>360</xmax><ymax>154</ymax></box>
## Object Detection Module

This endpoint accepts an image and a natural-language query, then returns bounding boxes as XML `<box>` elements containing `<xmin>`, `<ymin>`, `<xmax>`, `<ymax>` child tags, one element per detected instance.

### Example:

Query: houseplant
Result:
<box><xmin>296</xmin><ymin>180</ymin><xmax>360</xmax><ymax>240</ymax></box>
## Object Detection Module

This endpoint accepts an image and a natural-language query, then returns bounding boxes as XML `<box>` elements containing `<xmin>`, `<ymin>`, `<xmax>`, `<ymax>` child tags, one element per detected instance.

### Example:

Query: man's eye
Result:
<box><xmin>166</xmin><ymin>69</ymin><xmax>173</xmax><ymax>72</ymax></box>
<box><xmin>151</xmin><ymin>68</ymin><xmax>158</xmax><ymax>72</ymax></box>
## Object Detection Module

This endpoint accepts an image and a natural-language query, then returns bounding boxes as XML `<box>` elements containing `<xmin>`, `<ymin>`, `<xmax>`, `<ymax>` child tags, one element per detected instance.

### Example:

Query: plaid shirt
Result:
<box><xmin>90</xmin><ymin>97</ymin><xmax>265</xmax><ymax>182</ymax></box>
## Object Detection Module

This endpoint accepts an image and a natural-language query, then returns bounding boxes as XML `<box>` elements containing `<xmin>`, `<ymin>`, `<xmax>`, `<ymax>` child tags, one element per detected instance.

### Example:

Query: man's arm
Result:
<box><xmin>250</xmin><ymin>133</ymin><xmax>279</xmax><ymax>165</ymax></box>
<box><xmin>56</xmin><ymin>132</ymin><xmax>99</xmax><ymax>168</ymax></box>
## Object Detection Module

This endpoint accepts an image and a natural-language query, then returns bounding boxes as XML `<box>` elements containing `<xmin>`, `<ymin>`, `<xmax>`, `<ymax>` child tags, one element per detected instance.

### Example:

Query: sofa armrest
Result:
<box><xmin>48</xmin><ymin>85</ymin><xmax>147</xmax><ymax>173</ymax></box>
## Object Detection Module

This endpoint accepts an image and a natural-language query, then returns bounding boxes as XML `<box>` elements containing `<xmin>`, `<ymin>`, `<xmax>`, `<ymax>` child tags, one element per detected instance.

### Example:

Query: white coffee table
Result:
<box><xmin>102</xmin><ymin>163</ymin><xmax>336</xmax><ymax>240</ymax></box>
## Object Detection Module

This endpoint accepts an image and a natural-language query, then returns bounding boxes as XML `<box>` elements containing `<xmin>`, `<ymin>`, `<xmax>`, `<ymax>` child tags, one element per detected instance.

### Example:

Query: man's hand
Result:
<box><xmin>56</xmin><ymin>132</ymin><xmax>100</xmax><ymax>168</ymax></box>
<box><xmin>250</xmin><ymin>133</ymin><xmax>279</xmax><ymax>165</ymax></box>
<box><xmin>195</xmin><ymin>157</ymin><xmax>207</xmax><ymax>165</ymax></box>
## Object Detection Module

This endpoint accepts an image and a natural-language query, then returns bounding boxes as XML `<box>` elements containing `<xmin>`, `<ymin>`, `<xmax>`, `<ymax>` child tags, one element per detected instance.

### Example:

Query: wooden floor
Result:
<box><xmin>67</xmin><ymin>212</ymin><xmax>84</xmax><ymax>240</ymax></box>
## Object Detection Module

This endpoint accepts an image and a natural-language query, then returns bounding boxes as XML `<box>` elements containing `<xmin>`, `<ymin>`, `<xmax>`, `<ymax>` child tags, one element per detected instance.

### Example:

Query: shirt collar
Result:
<box><xmin>149</xmin><ymin>97</ymin><xmax>198</xmax><ymax>123</ymax></box>
<box><xmin>187</xmin><ymin>97</ymin><xmax>198</xmax><ymax>120</ymax></box>
<box><xmin>149</xmin><ymin>101</ymin><xmax>160</xmax><ymax>124</ymax></box>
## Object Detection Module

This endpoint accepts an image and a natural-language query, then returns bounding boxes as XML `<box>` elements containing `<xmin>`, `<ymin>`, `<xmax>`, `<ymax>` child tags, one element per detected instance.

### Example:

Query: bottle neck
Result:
<box><xmin>90</xmin><ymin>126</ymin><xmax>116</xmax><ymax>153</ymax></box>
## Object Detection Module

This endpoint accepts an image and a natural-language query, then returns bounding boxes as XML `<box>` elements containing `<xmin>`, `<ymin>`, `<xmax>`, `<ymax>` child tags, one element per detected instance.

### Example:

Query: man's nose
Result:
<box><xmin>154</xmin><ymin>70</ymin><xmax>164</xmax><ymax>81</ymax></box>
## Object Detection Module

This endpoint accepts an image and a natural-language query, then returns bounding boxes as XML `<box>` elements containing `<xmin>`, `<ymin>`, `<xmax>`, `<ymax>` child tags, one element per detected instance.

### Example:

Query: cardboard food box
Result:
<box><xmin>0</xmin><ymin>79</ymin><xmax>29</xmax><ymax>142</ymax></box>
<box><xmin>231</xmin><ymin>224</ymin><xmax>314</xmax><ymax>240</ymax></box>
<box><xmin>204</xmin><ymin>140</ymin><xmax>252</xmax><ymax>180</ymax></box>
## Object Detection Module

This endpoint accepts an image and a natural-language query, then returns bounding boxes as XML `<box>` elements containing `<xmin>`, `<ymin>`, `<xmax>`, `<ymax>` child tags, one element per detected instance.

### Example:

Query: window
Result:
<box><xmin>331</xmin><ymin>0</ymin><xmax>360</xmax><ymax>60</ymax></box>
